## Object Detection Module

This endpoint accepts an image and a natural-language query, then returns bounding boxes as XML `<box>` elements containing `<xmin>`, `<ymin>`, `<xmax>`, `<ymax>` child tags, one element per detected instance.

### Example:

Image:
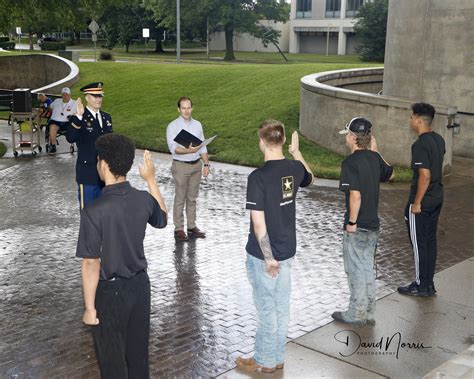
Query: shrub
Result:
<box><xmin>0</xmin><ymin>41</ymin><xmax>15</xmax><ymax>50</ymax></box>
<box><xmin>0</xmin><ymin>36</ymin><xmax>9</xmax><ymax>42</ymax></box>
<box><xmin>0</xmin><ymin>141</ymin><xmax>6</xmax><ymax>157</ymax></box>
<box><xmin>99</xmin><ymin>50</ymin><xmax>114</xmax><ymax>61</ymax></box>
<box><xmin>40</xmin><ymin>41</ymin><xmax>67</xmax><ymax>51</ymax></box>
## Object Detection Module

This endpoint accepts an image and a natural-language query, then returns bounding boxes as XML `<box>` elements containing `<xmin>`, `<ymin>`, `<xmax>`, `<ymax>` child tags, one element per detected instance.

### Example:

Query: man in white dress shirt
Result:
<box><xmin>47</xmin><ymin>87</ymin><xmax>77</xmax><ymax>153</ymax></box>
<box><xmin>166</xmin><ymin>97</ymin><xmax>210</xmax><ymax>242</ymax></box>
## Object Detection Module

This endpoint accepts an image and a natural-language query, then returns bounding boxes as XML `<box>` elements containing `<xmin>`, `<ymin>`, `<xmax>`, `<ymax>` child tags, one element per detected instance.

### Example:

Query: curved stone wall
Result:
<box><xmin>0</xmin><ymin>54</ymin><xmax>79</xmax><ymax>95</ymax></box>
<box><xmin>300</xmin><ymin>68</ymin><xmax>453</xmax><ymax>170</ymax></box>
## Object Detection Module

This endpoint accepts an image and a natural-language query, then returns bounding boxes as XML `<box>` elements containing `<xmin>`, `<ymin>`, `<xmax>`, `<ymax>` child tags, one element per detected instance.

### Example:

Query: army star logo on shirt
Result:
<box><xmin>282</xmin><ymin>176</ymin><xmax>294</xmax><ymax>199</ymax></box>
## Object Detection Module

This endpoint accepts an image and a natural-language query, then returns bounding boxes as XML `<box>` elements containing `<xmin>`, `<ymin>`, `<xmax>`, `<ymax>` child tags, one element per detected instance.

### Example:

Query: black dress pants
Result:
<box><xmin>92</xmin><ymin>271</ymin><xmax>150</xmax><ymax>379</ymax></box>
<box><xmin>405</xmin><ymin>202</ymin><xmax>442</xmax><ymax>288</ymax></box>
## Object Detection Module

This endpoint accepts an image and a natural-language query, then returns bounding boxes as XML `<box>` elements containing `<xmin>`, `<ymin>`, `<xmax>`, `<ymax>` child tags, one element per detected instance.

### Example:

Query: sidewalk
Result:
<box><xmin>0</xmin><ymin>119</ymin><xmax>473</xmax><ymax>378</ymax></box>
<box><xmin>219</xmin><ymin>257</ymin><xmax>474</xmax><ymax>379</ymax></box>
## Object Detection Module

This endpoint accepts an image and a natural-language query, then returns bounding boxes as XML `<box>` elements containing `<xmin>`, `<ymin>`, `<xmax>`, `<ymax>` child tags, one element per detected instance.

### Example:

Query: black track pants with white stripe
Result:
<box><xmin>404</xmin><ymin>202</ymin><xmax>442</xmax><ymax>288</ymax></box>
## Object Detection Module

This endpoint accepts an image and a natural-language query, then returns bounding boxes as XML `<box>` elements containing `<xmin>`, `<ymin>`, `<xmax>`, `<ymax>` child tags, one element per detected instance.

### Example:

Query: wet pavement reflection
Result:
<box><xmin>0</xmin><ymin>152</ymin><xmax>472</xmax><ymax>378</ymax></box>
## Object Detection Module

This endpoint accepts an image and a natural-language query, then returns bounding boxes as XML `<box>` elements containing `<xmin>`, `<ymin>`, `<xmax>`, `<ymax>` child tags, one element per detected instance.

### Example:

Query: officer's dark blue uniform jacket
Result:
<box><xmin>67</xmin><ymin>108</ymin><xmax>113</xmax><ymax>185</ymax></box>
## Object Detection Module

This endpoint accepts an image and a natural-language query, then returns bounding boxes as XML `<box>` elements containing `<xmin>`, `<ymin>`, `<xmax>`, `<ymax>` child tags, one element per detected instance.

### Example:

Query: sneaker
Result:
<box><xmin>49</xmin><ymin>144</ymin><xmax>56</xmax><ymax>154</ymax></box>
<box><xmin>187</xmin><ymin>227</ymin><xmax>206</xmax><ymax>238</ymax></box>
<box><xmin>235</xmin><ymin>357</ymin><xmax>275</xmax><ymax>373</ymax></box>
<box><xmin>331</xmin><ymin>311</ymin><xmax>367</xmax><ymax>326</ymax></box>
<box><xmin>397</xmin><ymin>282</ymin><xmax>435</xmax><ymax>297</ymax></box>
<box><xmin>174</xmin><ymin>230</ymin><xmax>188</xmax><ymax>242</ymax></box>
<box><xmin>428</xmin><ymin>284</ymin><xmax>437</xmax><ymax>294</ymax></box>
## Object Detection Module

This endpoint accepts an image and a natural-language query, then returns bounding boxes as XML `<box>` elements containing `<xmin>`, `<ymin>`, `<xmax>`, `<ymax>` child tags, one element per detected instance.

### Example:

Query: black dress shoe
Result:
<box><xmin>398</xmin><ymin>282</ymin><xmax>435</xmax><ymax>297</ymax></box>
<box><xmin>187</xmin><ymin>227</ymin><xmax>206</xmax><ymax>238</ymax></box>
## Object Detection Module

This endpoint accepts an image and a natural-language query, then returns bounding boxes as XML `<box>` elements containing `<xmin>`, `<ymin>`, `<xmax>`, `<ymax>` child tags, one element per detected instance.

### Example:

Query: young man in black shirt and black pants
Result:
<box><xmin>235</xmin><ymin>120</ymin><xmax>313</xmax><ymax>373</ymax></box>
<box><xmin>77</xmin><ymin>134</ymin><xmax>167</xmax><ymax>378</ymax></box>
<box><xmin>398</xmin><ymin>103</ymin><xmax>445</xmax><ymax>297</ymax></box>
<box><xmin>332</xmin><ymin>117</ymin><xmax>393</xmax><ymax>325</ymax></box>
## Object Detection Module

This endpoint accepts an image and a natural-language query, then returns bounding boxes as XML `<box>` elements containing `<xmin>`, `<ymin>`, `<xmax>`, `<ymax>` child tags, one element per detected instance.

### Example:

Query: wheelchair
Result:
<box><xmin>43</xmin><ymin>120</ymin><xmax>75</xmax><ymax>154</ymax></box>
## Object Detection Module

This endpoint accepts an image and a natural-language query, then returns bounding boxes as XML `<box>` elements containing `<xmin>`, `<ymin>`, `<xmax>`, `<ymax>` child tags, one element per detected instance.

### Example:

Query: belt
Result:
<box><xmin>173</xmin><ymin>159</ymin><xmax>200</xmax><ymax>164</ymax></box>
<box><xmin>105</xmin><ymin>269</ymin><xmax>146</xmax><ymax>282</ymax></box>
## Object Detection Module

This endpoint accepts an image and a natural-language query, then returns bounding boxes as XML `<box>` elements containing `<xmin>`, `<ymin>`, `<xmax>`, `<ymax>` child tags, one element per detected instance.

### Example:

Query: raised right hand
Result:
<box><xmin>139</xmin><ymin>150</ymin><xmax>156</xmax><ymax>181</ymax></box>
<box><xmin>288</xmin><ymin>131</ymin><xmax>300</xmax><ymax>156</ymax></box>
<box><xmin>370</xmin><ymin>136</ymin><xmax>378</xmax><ymax>152</ymax></box>
<box><xmin>76</xmin><ymin>97</ymin><xmax>84</xmax><ymax>116</ymax></box>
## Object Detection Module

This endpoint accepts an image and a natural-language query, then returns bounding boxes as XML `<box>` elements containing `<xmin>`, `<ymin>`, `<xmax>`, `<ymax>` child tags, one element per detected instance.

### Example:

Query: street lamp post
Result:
<box><xmin>177</xmin><ymin>0</ymin><xmax>181</xmax><ymax>64</ymax></box>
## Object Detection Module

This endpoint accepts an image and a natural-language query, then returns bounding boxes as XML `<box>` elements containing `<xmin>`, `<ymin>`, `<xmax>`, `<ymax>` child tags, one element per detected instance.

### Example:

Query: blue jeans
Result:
<box><xmin>246</xmin><ymin>253</ymin><xmax>293</xmax><ymax>368</ymax></box>
<box><xmin>343</xmin><ymin>229</ymin><xmax>379</xmax><ymax>320</ymax></box>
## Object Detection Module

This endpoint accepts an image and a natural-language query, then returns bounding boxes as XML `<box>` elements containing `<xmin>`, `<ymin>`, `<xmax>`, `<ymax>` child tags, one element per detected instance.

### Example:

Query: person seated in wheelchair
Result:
<box><xmin>37</xmin><ymin>93</ymin><xmax>53</xmax><ymax>119</ymax></box>
<box><xmin>47</xmin><ymin>87</ymin><xmax>77</xmax><ymax>153</ymax></box>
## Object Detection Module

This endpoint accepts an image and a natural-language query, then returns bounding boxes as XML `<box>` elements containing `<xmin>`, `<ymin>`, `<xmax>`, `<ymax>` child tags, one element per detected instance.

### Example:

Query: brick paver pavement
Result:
<box><xmin>0</xmin><ymin>151</ymin><xmax>472</xmax><ymax>378</ymax></box>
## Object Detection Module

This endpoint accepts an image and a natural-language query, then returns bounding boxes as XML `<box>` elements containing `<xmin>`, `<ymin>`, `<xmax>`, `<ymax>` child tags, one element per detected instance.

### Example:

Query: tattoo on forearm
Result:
<box><xmin>258</xmin><ymin>232</ymin><xmax>275</xmax><ymax>261</ymax></box>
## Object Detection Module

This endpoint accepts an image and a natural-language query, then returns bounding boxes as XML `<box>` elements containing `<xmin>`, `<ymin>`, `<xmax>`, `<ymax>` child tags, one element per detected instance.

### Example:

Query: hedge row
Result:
<box><xmin>40</xmin><ymin>41</ymin><xmax>67</xmax><ymax>51</ymax></box>
<box><xmin>0</xmin><ymin>41</ymin><xmax>15</xmax><ymax>50</ymax></box>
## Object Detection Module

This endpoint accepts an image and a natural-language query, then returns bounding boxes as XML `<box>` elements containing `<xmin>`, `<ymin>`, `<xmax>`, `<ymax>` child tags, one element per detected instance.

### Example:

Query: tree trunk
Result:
<box><xmin>29</xmin><ymin>31</ymin><xmax>34</xmax><ymax>50</ymax></box>
<box><xmin>224</xmin><ymin>25</ymin><xmax>235</xmax><ymax>61</ymax></box>
<box><xmin>125</xmin><ymin>42</ymin><xmax>130</xmax><ymax>53</ymax></box>
<box><xmin>155</xmin><ymin>38</ymin><xmax>164</xmax><ymax>53</ymax></box>
<box><xmin>75</xmin><ymin>30</ymin><xmax>81</xmax><ymax>44</ymax></box>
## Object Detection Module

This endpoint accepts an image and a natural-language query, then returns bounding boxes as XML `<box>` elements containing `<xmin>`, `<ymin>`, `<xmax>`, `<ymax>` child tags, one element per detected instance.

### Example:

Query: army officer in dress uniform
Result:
<box><xmin>67</xmin><ymin>82</ymin><xmax>113</xmax><ymax>209</ymax></box>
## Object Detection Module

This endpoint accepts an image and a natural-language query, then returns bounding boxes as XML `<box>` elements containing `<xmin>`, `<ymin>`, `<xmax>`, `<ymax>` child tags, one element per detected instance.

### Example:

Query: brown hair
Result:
<box><xmin>354</xmin><ymin>132</ymin><xmax>371</xmax><ymax>149</ymax></box>
<box><xmin>177</xmin><ymin>96</ymin><xmax>193</xmax><ymax>108</ymax></box>
<box><xmin>259</xmin><ymin>119</ymin><xmax>285</xmax><ymax>146</ymax></box>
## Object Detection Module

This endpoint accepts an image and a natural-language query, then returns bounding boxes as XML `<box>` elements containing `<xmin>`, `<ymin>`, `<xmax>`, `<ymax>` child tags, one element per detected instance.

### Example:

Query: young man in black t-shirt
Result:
<box><xmin>332</xmin><ymin>117</ymin><xmax>393</xmax><ymax>325</ymax></box>
<box><xmin>235</xmin><ymin>120</ymin><xmax>313</xmax><ymax>373</ymax></box>
<box><xmin>398</xmin><ymin>103</ymin><xmax>445</xmax><ymax>297</ymax></box>
<box><xmin>77</xmin><ymin>134</ymin><xmax>167</xmax><ymax>378</ymax></box>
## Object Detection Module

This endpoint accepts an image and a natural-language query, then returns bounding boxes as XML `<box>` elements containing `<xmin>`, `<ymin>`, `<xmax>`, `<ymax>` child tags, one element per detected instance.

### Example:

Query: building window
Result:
<box><xmin>346</xmin><ymin>0</ymin><xmax>364</xmax><ymax>17</ymax></box>
<box><xmin>296</xmin><ymin>0</ymin><xmax>312</xmax><ymax>19</ymax></box>
<box><xmin>325</xmin><ymin>0</ymin><xmax>341</xmax><ymax>18</ymax></box>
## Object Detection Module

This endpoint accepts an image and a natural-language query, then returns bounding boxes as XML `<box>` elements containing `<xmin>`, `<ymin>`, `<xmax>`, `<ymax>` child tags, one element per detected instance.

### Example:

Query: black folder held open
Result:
<box><xmin>174</xmin><ymin>130</ymin><xmax>218</xmax><ymax>148</ymax></box>
<box><xmin>173</xmin><ymin>129</ymin><xmax>202</xmax><ymax>147</ymax></box>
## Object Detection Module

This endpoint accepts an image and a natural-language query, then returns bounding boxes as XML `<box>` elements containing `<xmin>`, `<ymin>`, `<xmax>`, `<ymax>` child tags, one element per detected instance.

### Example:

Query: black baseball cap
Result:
<box><xmin>339</xmin><ymin>117</ymin><xmax>372</xmax><ymax>135</ymax></box>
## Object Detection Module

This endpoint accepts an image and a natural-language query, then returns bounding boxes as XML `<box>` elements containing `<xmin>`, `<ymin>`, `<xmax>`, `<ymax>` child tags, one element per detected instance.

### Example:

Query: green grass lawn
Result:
<box><xmin>2</xmin><ymin>44</ymin><xmax>375</xmax><ymax>65</ymax></box>
<box><xmin>73</xmin><ymin>61</ymin><xmax>410</xmax><ymax>180</ymax></box>
<box><xmin>0</xmin><ymin>51</ymin><xmax>410</xmax><ymax>180</ymax></box>
<box><xmin>77</xmin><ymin>49</ymin><xmax>372</xmax><ymax>65</ymax></box>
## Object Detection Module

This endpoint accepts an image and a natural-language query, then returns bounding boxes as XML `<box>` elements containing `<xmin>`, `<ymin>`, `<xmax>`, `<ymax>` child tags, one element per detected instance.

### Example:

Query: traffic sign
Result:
<box><xmin>88</xmin><ymin>20</ymin><xmax>99</xmax><ymax>34</ymax></box>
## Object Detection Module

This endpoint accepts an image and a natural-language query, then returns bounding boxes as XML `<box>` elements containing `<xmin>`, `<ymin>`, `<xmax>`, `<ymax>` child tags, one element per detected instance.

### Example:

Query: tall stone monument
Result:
<box><xmin>383</xmin><ymin>0</ymin><xmax>474</xmax><ymax>157</ymax></box>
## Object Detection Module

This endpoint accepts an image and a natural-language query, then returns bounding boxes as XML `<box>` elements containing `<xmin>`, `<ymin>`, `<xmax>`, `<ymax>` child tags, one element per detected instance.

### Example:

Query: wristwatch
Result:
<box><xmin>348</xmin><ymin>220</ymin><xmax>357</xmax><ymax>226</ymax></box>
